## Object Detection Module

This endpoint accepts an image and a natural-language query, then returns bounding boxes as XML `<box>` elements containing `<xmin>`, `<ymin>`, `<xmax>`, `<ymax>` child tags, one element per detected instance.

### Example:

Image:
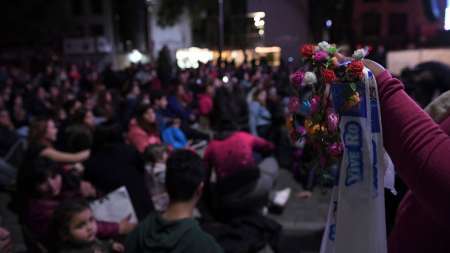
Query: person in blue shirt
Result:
<box><xmin>248</xmin><ymin>88</ymin><xmax>272</xmax><ymax>137</ymax></box>
<box><xmin>161</xmin><ymin>118</ymin><xmax>190</xmax><ymax>149</ymax></box>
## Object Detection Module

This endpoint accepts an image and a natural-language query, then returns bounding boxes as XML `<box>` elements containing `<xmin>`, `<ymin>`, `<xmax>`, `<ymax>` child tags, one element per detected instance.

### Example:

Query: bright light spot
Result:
<box><xmin>326</xmin><ymin>19</ymin><xmax>333</xmax><ymax>28</ymax></box>
<box><xmin>258</xmin><ymin>29</ymin><xmax>264</xmax><ymax>36</ymax></box>
<box><xmin>222</xmin><ymin>76</ymin><xmax>229</xmax><ymax>83</ymax></box>
<box><xmin>254</xmin><ymin>16</ymin><xmax>260</xmax><ymax>22</ymax></box>
<box><xmin>176</xmin><ymin>47</ymin><xmax>213</xmax><ymax>69</ymax></box>
<box><xmin>128</xmin><ymin>49</ymin><xmax>143</xmax><ymax>63</ymax></box>
<box><xmin>446</xmin><ymin>0</ymin><xmax>450</xmax><ymax>30</ymax></box>
<box><xmin>288</xmin><ymin>57</ymin><xmax>294</xmax><ymax>62</ymax></box>
<box><xmin>255</xmin><ymin>46</ymin><xmax>281</xmax><ymax>54</ymax></box>
<box><xmin>254</xmin><ymin>20</ymin><xmax>265</xmax><ymax>27</ymax></box>
<box><xmin>249</xmin><ymin>11</ymin><xmax>265</xmax><ymax>19</ymax></box>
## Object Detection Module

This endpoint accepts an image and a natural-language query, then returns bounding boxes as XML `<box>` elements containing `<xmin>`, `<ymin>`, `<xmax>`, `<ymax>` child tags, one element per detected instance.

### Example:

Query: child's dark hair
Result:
<box><xmin>70</xmin><ymin>108</ymin><xmax>89</xmax><ymax>125</ymax></box>
<box><xmin>165</xmin><ymin>150</ymin><xmax>205</xmax><ymax>202</ymax></box>
<box><xmin>16</xmin><ymin>157</ymin><xmax>60</xmax><ymax>200</ymax></box>
<box><xmin>151</xmin><ymin>90</ymin><xmax>166</xmax><ymax>103</ymax></box>
<box><xmin>143</xmin><ymin>144</ymin><xmax>168</xmax><ymax>164</ymax></box>
<box><xmin>28</xmin><ymin>116</ymin><xmax>52</xmax><ymax>145</ymax></box>
<box><xmin>48</xmin><ymin>199</ymin><xmax>91</xmax><ymax>252</ymax></box>
<box><xmin>135</xmin><ymin>104</ymin><xmax>158</xmax><ymax>134</ymax></box>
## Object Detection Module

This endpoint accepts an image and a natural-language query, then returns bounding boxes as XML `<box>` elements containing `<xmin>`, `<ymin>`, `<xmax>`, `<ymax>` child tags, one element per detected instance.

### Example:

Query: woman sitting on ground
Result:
<box><xmin>127</xmin><ymin>104</ymin><xmax>161</xmax><ymax>153</ymax></box>
<box><xmin>26</xmin><ymin>117</ymin><xmax>90</xmax><ymax>166</ymax></box>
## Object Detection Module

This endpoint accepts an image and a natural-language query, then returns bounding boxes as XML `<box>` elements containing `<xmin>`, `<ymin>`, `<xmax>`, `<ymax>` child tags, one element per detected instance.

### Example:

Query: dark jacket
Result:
<box><xmin>125</xmin><ymin>213</ymin><xmax>223</xmax><ymax>253</ymax></box>
<box><xmin>59</xmin><ymin>239</ymin><xmax>113</xmax><ymax>253</ymax></box>
<box><xmin>0</xmin><ymin>125</ymin><xmax>19</xmax><ymax>157</ymax></box>
<box><xmin>84</xmin><ymin>143</ymin><xmax>153</xmax><ymax>219</ymax></box>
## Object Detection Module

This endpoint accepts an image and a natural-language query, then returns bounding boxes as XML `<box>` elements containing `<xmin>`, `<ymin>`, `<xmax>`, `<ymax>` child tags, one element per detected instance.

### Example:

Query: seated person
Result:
<box><xmin>26</xmin><ymin>117</ymin><xmax>90</xmax><ymax>164</ymax></box>
<box><xmin>142</xmin><ymin>144</ymin><xmax>170</xmax><ymax>211</ymax></box>
<box><xmin>49</xmin><ymin>200</ymin><xmax>124</xmax><ymax>253</ymax></box>
<box><xmin>125</xmin><ymin>150</ymin><xmax>223</xmax><ymax>253</ymax></box>
<box><xmin>203</xmin><ymin>119</ymin><xmax>278</xmax><ymax>216</ymax></box>
<box><xmin>16</xmin><ymin>158</ymin><xmax>136</xmax><ymax>245</ymax></box>
<box><xmin>85</xmin><ymin>123</ymin><xmax>154</xmax><ymax>220</ymax></box>
<box><xmin>127</xmin><ymin>104</ymin><xmax>161</xmax><ymax>153</ymax></box>
<box><xmin>161</xmin><ymin>118</ymin><xmax>190</xmax><ymax>150</ymax></box>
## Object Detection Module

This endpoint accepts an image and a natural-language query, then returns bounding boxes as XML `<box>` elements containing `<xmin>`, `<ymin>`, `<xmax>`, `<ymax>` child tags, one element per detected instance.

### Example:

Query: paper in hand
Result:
<box><xmin>90</xmin><ymin>186</ymin><xmax>138</xmax><ymax>223</ymax></box>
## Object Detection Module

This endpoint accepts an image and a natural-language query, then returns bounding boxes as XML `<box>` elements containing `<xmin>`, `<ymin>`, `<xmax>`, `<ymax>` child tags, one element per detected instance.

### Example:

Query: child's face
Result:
<box><xmin>37</xmin><ymin>174</ymin><xmax>62</xmax><ymax>197</ymax></box>
<box><xmin>68</xmin><ymin>209</ymin><xmax>98</xmax><ymax>243</ymax></box>
<box><xmin>157</xmin><ymin>97</ymin><xmax>168</xmax><ymax>109</ymax></box>
<box><xmin>162</xmin><ymin>151</ymin><xmax>169</xmax><ymax>162</ymax></box>
<box><xmin>173</xmin><ymin>118</ymin><xmax>181</xmax><ymax>127</ymax></box>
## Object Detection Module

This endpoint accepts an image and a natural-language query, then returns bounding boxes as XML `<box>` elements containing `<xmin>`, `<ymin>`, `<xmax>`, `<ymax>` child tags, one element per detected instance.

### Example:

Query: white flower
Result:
<box><xmin>303</xmin><ymin>72</ymin><xmax>317</xmax><ymax>85</ymax></box>
<box><xmin>318</xmin><ymin>41</ymin><xmax>331</xmax><ymax>51</ymax></box>
<box><xmin>352</xmin><ymin>48</ymin><xmax>367</xmax><ymax>60</ymax></box>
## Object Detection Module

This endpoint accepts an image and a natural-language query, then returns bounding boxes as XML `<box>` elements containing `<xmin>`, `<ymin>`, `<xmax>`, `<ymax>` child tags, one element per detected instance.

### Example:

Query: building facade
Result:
<box><xmin>247</xmin><ymin>0</ymin><xmax>311</xmax><ymax>63</ymax></box>
<box><xmin>352</xmin><ymin>0</ymin><xmax>446</xmax><ymax>49</ymax></box>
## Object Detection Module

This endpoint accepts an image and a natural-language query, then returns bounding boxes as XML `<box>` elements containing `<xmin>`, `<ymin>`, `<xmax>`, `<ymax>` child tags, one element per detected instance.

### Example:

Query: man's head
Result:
<box><xmin>165</xmin><ymin>150</ymin><xmax>205</xmax><ymax>204</ymax></box>
<box><xmin>152</xmin><ymin>91</ymin><xmax>168</xmax><ymax>109</ymax></box>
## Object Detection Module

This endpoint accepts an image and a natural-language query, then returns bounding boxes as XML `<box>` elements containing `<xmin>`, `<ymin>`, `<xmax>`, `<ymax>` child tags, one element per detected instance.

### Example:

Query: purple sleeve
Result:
<box><xmin>439</xmin><ymin>116</ymin><xmax>450</xmax><ymax>135</ymax></box>
<box><xmin>377</xmin><ymin>70</ymin><xmax>450</xmax><ymax>225</ymax></box>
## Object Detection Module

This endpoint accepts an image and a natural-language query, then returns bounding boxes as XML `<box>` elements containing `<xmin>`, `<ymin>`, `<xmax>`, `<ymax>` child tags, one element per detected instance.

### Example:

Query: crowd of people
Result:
<box><xmin>1</xmin><ymin>49</ymin><xmax>450</xmax><ymax>253</ymax></box>
<box><xmin>0</xmin><ymin>56</ymin><xmax>298</xmax><ymax>253</ymax></box>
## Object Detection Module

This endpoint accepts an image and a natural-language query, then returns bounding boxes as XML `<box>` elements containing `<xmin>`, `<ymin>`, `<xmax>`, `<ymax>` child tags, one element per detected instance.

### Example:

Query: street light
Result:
<box><xmin>128</xmin><ymin>49</ymin><xmax>143</xmax><ymax>63</ymax></box>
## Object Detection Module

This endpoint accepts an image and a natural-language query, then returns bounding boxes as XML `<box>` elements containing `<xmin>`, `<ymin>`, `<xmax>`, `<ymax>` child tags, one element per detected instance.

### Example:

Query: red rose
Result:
<box><xmin>300</xmin><ymin>44</ymin><xmax>315</xmax><ymax>58</ymax></box>
<box><xmin>322</xmin><ymin>69</ymin><xmax>337</xmax><ymax>84</ymax></box>
<box><xmin>348</xmin><ymin>60</ymin><xmax>364</xmax><ymax>78</ymax></box>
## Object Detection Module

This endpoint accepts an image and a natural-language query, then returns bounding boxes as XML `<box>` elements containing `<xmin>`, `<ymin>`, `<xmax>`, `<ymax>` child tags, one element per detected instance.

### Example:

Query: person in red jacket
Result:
<box><xmin>127</xmin><ymin>104</ymin><xmax>161</xmax><ymax>153</ymax></box>
<box><xmin>363</xmin><ymin>58</ymin><xmax>450</xmax><ymax>253</ymax></box>
<box><xmin>198</xmin><ymin>84</ymin><xmax>215</xmax><ymax>117</ymax></box>
<box><xmin>198</xmin><ymin>84</ymin><xmax>215</xmax><ymax>130</ymax></box>
<box><xmin>203</xmin><ymin>119</ymin><xmax>278</xmax><ymax>216</ymax></box>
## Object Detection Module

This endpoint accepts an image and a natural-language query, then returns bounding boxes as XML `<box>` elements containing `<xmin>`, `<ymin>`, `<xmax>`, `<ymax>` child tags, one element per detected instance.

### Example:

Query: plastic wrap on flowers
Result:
<box><xmin>288</xmin><ymin>42</ymin><xmax>365</xmax><ymax>176</ymax></box>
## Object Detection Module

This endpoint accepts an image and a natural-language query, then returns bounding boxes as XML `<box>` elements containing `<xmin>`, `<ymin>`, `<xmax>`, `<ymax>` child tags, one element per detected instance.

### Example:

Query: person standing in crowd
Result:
<box><xmin>249</xmin><ymin>88</ymin><xmax>272</xmax><ymax>137</ymax></box>
<box><xmin>212</xmin><ymin>83</ymin><xmax>249</xmax><ymax>132</ymax></box>
<box><xmin>197</xmin><ymin>83</ymin><xmax>215</xmax><ymax>130</ymax></box>
<box><xmin>359</xmin><ymin>56</ymin><xmax>450</xmax><ymax>253</ymax></box>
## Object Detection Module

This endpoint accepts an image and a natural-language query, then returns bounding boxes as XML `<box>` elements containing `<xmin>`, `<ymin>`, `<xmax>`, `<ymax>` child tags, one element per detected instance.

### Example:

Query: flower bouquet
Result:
<box><xmin>288</xmin><ymin>41</ymin><xmax>368</xmax><ymax>177</ymax></box>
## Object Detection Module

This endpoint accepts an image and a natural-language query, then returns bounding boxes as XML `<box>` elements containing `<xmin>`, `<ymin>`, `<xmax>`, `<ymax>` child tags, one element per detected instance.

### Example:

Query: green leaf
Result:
<box><xmin>328</xmin><ymin>47</ymin><xmax>337</xmax><ymax>54</ymax></box>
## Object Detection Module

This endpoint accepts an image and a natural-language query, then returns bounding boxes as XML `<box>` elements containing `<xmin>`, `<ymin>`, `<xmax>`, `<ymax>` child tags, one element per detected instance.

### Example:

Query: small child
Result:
<box><xmin>49</xmin><ymin>200</ymin><xmax>124</xmax><ymax>253</ymax></box>
<box><xmin>142</xmin><ymin>144</ymin><xmax>170</xmax><ymax>212</ymax></box>
<box><xmin>161</xmin><ymin>118</ymin><xmax>191</xmax><ymax>149</ymax></box>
